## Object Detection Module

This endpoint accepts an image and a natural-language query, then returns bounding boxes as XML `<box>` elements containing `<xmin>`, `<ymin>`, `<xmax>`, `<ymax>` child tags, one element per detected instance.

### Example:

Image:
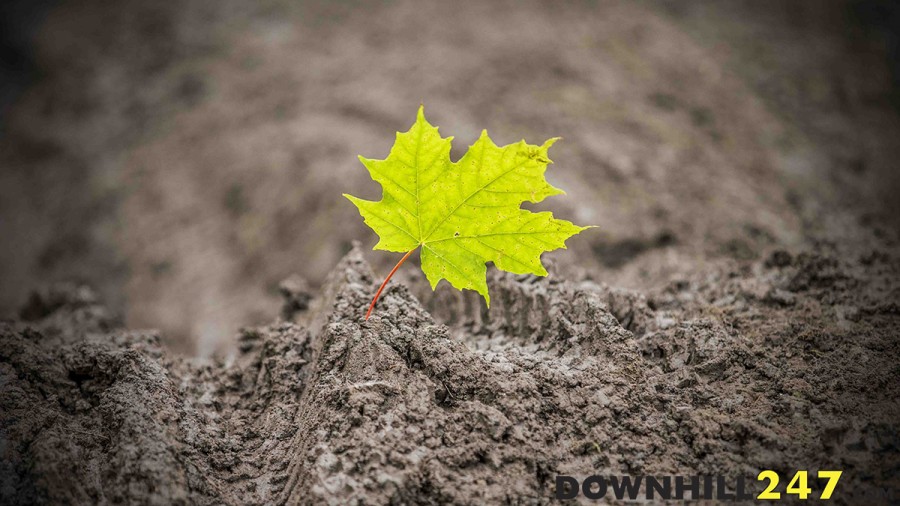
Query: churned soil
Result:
<box><xmin>2</xmin><ymin>243</ymin><xmax>898</xmax><ymax>504</ymax></box>
<box><xmin>2</xmin><ymin>0</ymin><xmax>900</xmax><ymax>504</ymax></box>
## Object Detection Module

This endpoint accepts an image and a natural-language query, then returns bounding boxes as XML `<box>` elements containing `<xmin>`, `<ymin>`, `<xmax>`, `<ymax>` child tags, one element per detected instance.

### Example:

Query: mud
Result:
<box><xmin>2</xmin><ymin>0</ymin><xmax>900</xmax><ymax>504</ymax></box>
<box><xmin>3</xmin><ymin>0</ymin><xmax>900</xmax><ymax>354</ymax></box>
<box><xmin>2</xmin><ymin>242</ymin><xmax>898</xmax><ymax>504</ymax></box>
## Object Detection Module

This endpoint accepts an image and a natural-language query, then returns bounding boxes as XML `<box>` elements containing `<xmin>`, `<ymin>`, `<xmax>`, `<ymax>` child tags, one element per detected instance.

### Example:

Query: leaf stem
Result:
<box><xmin>365</xmin><ymin>247</ymin><xmax>418</xmax><ymax>320</ymax></box>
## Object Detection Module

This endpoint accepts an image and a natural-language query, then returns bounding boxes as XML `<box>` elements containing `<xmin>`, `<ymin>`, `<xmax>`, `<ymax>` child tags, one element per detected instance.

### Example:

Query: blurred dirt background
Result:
<box><xmin>2</xmin><ymin>1</ymin><xmax>900</xmax><ymax>503</ymax></box>
<box><xmin>1</xmin><ymin>0</ymin><xmax>899</xmax><ymax>353</ymax></box>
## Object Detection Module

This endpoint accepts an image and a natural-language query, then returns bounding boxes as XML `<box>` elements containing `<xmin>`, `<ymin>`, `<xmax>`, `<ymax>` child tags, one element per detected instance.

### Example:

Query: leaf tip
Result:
<box><xmin>343</xmin><ymin>193</ymin><xmax>364</xmax><ymax>208</ymax></box>
<box><xmin>550</xmin><ymin>186</ymin><xmax>566</xmax><ymax>197</ymax></box>
<box><xmin>476</xmin><ymin>130</ymin><xmax>497</xmax><ymax>149</ymax></box>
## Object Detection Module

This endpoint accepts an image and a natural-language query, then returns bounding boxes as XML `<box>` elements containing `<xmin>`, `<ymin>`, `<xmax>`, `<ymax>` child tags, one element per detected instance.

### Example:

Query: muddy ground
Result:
<box><xmin>1</xmin><ymin>0</ymin><xmax>899</xmax><ymax>504</ymax></box>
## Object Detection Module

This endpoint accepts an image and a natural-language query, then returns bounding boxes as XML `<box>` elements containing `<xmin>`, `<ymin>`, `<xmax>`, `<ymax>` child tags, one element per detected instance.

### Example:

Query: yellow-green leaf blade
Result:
<box><xmin>343</xmin><ymin>194</ymin><xmax>420</xmax><ymax>252</ymax></box>
<box><xmin>345</xmin><ymin>106</ymin><xmax>451</xmax><ymax>245</ymax></box>
<box><xmin>426</xmin><ymin>211</ymin><xmax>589</xmax><ymax>277</ymax></box>
<box><xmin>419</xmin><ymin>133</ymin><xmax>564</xmax><ymax>241</ymax></box>
<box><xmin>421</xmin><ymin>243</ymin><xmax>490</xmax><ymax>305</ymax></box>
<box><xmin>345</xmin><ymin>107</ymin><xmax>593</xmax><ymax>305</ymax></box>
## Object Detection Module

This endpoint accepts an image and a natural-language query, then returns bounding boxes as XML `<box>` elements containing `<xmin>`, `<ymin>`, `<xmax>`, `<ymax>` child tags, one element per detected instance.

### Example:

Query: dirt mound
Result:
<box><xmin>2</xmin><ymin>244</ymin><xmax>898</xmax><ymax>504</ymax></box>
<box><xmin>4</xmin><ymin>0</ymin><xmax>900</xmax><ymax>355</ymax></box>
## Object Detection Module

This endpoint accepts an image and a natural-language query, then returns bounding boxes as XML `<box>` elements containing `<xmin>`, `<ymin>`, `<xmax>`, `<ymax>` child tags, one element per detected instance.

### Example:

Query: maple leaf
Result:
<box><xmin>344</xmin><ymin>106</ymin><xmax>592</xmax><ymax>319</ymax></box>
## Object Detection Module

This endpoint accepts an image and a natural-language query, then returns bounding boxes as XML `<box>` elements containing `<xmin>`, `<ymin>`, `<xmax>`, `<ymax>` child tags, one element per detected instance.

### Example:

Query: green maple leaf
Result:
<box><xmin>344</xmin><ymin>106</ymin><xmax>592</xmax><ymax>318</ymax></box>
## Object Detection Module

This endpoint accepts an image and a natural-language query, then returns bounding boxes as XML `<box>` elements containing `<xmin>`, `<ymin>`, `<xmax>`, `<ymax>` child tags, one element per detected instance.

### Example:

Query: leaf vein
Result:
<box><xmin>422</xmin><ymin>155</ymin><xmax>534</xmax><ymax>241</ymax></box>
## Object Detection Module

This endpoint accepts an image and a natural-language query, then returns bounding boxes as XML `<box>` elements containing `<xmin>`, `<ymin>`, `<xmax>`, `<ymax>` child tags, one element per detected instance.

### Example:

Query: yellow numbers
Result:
<box><xmin>757</xmin><ymin>470</ymin><xmax>781</xmax><ymax>500</ymax></box>
<box><xmin>757</xmin><ymin>470</ymin><xmax>842</xmax><ymax>500</ymax></box>
<box><xmin>786</xmin><ymin>471</ymin><xmax>811</xmax><ymax>499</ymax></box>
<box><xmin>818</xmin><ymin>470</ymin><xmax>842</xmax><ymax>500</ymax></box>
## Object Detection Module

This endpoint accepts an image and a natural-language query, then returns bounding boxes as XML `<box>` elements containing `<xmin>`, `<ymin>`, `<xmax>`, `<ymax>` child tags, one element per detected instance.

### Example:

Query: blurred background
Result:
<box><xmin>1</xmin><ymin>0</ymin><xmax>898</xmax><ymax>355</ymax></box>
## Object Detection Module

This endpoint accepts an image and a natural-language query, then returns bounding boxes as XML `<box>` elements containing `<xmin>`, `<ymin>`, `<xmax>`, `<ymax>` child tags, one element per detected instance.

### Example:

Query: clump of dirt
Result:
<box><xmin>3</xmin><ymin>244</ymin><xmax>898</xmax><ymax>503</ymax></box>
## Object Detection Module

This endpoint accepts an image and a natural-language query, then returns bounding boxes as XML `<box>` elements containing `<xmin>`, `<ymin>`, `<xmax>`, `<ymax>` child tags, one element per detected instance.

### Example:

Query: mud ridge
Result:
<box><xmin>2</xmin><ymin>245</ymin><xmax>898</xmax><ymax>504</ymax></box>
